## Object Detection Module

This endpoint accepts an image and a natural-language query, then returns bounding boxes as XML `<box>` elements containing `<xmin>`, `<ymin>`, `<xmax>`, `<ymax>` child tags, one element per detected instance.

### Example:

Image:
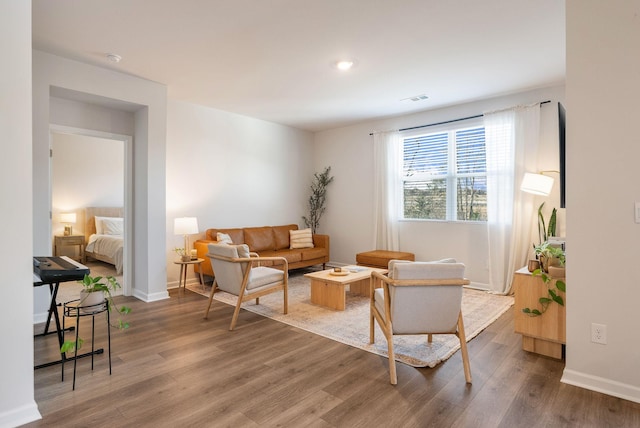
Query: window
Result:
<box><xmin>402</xmin><ymin>124</ymin><xmax>487</xmax><ymax>221</ymax></box>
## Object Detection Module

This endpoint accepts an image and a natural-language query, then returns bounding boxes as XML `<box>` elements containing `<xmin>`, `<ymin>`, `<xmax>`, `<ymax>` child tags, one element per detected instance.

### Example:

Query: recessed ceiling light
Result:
<box><xmin>106</xmin><ymin>53</ymin><xmax>122</xmax><ymax>63</ymax></box>
<box><xmin>333</xmin><ymin>59</ymin><xmax>357</xmax><ymax>71</ymax></box>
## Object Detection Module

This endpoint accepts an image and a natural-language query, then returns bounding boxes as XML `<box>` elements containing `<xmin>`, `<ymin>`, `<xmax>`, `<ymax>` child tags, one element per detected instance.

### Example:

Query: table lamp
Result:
<box><xmin>60</xmin><ymin>212</ymin><xmax>77</xmax><ymax>236</ymax></box>
<box><xmin>174</xmin><ymin>217</ymin><xmax>199</xmax><ymax>260</ymax></box>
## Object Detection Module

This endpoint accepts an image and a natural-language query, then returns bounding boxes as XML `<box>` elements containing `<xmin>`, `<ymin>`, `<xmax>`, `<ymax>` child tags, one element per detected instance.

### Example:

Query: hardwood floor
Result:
<box><xmin>28</xmin><ymin>288</ymin><xmax>640</xmax><ymax>427</ymax></box>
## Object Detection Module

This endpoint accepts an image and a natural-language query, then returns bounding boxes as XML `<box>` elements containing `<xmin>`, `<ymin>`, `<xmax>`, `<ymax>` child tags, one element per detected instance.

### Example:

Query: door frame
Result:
<box><xmin>49</xmin><ymin>124</ymin><xmax>133</xmax><ymax>296</ymax></box>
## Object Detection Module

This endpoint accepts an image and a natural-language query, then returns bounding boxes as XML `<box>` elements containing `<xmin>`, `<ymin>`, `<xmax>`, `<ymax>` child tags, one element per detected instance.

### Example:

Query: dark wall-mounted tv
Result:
<box><xmin>558</xmin><ymin>102</ymin><xmax>566</xmax><ymax>208</ymax></box>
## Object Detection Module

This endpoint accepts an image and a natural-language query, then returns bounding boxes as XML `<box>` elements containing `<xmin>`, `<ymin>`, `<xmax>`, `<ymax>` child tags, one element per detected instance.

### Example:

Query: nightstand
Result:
<box><xmin>54</xmin><ymin>235</ymin><xmax>86</xmax><ymax>263</ymax></box>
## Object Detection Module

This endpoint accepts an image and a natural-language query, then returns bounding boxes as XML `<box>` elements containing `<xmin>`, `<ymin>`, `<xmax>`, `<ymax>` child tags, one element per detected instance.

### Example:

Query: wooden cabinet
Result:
<box><xmin>513</xmin><ymin>267</ymin><xmax>565</xmax><ymax>359</ymax></box>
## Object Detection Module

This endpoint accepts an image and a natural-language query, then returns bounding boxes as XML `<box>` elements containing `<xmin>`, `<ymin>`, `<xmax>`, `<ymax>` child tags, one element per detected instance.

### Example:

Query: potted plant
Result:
<box><xmin>174</xmin><ymin>247</ymin><xmax>190</xmax><ymax>262</ymax></box>
<box><xmin>60</xmin><ymin>274</ymin><xmax>131</xmax><ymax>353</ymax></box>
<box><xmin>302</xmin><ymin>166</ymin><xmax>334</xmax><ymax>234</ymax></box>
<box><xmin>534</xmin><ymin>241</ymin><xmax>565</xmax><ymax>274</ymax></box>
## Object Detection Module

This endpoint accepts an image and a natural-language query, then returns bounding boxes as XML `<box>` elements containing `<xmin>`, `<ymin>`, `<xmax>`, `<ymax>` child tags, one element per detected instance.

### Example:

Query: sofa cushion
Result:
<box><xmin>300</xmin><ymin>247</ymin><xmax>327</xmax><ymax>261</ymax></box>
<box><xmin>244</xmin><ymin>226</ymin><xmax>276</xmax><ymax>252</ymax></box>
<box><xmin>273</xmin><ymin>224</ymin><xmax>297</xmax><ymax>250</ymax></box>
<box><xmin>261</xmin><ymin>250</ymin><xmax>302</xmax><ymax>264</ymax></box>
<box><xmin>290</xmin><ymin>228</ymin><xmax>314</xmax><ymax>249</ymax></box>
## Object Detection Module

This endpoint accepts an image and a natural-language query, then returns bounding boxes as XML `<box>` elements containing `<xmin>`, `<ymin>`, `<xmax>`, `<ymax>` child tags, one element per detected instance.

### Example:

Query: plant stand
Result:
<box><xmin>63</xmin><ymin>299</ymin><xmax>111</xmax><ymax>390</ymax></box>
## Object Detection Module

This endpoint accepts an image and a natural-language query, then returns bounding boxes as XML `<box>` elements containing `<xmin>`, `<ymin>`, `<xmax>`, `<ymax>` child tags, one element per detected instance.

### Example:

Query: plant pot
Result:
<box><xmin>79</xmin><ymin>290</ymin><xmax>105</xmax><ymax>313</ymax></box>
<box><xmin>181</xmin><ymin>254</ymin><xmax>190</xmax><ymax>262</ymax></box>
<box><xmin>527</xmin><ymin>259</ymin><xmax>540</xmax><ymax>272</ymax></box>
<box><xmin>548</xmin><ymin>265</ymin><xmax>566</xmax><ymax>278</ymax></box>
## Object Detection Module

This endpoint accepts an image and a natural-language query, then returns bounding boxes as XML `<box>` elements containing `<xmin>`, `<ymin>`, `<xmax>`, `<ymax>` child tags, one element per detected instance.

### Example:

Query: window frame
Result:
<box><xmin>400</xmin><ymin>117</ymin><xmax>487</xmax><ymax>222</ymax></box>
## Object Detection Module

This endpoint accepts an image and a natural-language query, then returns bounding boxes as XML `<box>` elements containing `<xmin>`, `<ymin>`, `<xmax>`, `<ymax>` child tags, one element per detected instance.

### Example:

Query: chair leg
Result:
<box><xmin>369</xmin><ymin>311</ymin><xmax>375</xmax><ymax>344</ymax></box>
<box><xmin>457</xmin><ymin>313</ymin><xmax>472</xmax><ymax>383</ymax></box>
<box><xmin>428</xmin><ymin>333</ymin><xmax>433</xmax><ymax>343</ymax></box>
<box><xmin>283</xmin><ymin>278</ymin><xmax>288</xmax><ymax>315</ymax></box>
<box><xmin>203</xmin><ymin>280</ymin><xmax>218</xmax><ymax>319</ymax></box>
<box><xmin>385</xmin><ymin>328</ymin><xmax>397</xmax><ymax>385</ymax></box>
<box><xmin>229</xmin><ymin>298</ymin><xmax>243</xmax><ymax>331</ymax></box>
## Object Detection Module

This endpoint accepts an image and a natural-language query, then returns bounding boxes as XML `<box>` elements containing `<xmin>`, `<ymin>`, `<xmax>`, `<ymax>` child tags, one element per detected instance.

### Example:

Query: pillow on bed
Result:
<box><xmin>96</xmin><ymin>216</ymin><xmax>123</xmax><ymax>235</ymax></box>
<box><xmin>103</xmin><ymin>217</ymin><xmax>124</xmax><ymax>235</ymax></box>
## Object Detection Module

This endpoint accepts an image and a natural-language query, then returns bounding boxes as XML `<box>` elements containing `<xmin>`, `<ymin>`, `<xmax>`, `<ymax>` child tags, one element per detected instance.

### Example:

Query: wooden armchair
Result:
<box><xmin>204</xmin><ymin>243</ymin><xmax>288</xmax><ymax>330</ymax></box>
<box><xmin>370</xmin><ymin>260</ymin><xmax>471</xmax><ymax>385</ymax></box>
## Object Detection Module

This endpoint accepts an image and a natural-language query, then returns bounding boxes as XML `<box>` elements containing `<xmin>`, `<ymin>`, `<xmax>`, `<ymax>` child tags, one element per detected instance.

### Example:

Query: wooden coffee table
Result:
<box><xmin>304</xmin><ymin>266</ymin><xmax>388</xmax><ymax>311</ymax></box>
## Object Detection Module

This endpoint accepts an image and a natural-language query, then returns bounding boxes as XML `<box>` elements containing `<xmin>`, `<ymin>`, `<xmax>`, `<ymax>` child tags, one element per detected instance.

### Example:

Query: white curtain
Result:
<box><xmin>484</xmin><ymin>104</ymin><xmax>540</xmax><ymax>294</ymax></box>
<box><xmin>373</xmin><ymin>130</ymin><xmax>401</xmax><ymax>251</ymax></box>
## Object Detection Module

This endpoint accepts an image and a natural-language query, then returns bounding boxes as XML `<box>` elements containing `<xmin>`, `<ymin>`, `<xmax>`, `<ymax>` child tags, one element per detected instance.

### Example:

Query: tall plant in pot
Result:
<box><xmin>60</xmin><ymin>274</ymin><xmax>131</xmax><ymax>353</ymax></box>
<box><xmin>302</xmin><ymin>166</ymin><xmax>334</xmax><ymax>234</ymax></box>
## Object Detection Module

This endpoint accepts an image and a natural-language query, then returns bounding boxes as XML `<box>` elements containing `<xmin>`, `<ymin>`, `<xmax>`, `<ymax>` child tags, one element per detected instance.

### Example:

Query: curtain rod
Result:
<box><xmin>369</xmin><ymin>100</ymin><xmax>551</xmax><ymax>136</ymax></box>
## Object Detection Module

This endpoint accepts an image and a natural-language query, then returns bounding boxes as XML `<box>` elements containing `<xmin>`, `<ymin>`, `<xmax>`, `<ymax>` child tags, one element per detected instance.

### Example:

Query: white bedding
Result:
<box><xmin>86</xmin><ymin>233</ymin><xmax>124</xmax><ymax>274</ymax></box>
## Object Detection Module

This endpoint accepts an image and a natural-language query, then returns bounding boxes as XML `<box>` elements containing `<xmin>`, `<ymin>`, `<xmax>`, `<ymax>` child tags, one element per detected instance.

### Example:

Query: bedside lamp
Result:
<box><xmin>60</xmin><ymin>212</ymin><xmax>77</xmax><ymax>236</ymax></box>
<box><xmin>174</xmin><ymin>217</ymin><xmax>199</xmax><ymax>260</ymax></box>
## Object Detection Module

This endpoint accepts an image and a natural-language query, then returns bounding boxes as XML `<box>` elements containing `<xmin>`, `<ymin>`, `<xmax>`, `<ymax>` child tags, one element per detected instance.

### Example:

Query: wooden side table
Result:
<box><xmin>513</xmin><ymin>267</ymin><xmax>566</xmax><ymax>359</ymax></box>
<box><xmin>174</xmin><ymin>258</ymin><xmax>205</xmax><ymax>293</ymax></box>
<box><xmin>54</xmin><ymin>235</ymin><xmax>86</xmax><ymax>263</ymax></box>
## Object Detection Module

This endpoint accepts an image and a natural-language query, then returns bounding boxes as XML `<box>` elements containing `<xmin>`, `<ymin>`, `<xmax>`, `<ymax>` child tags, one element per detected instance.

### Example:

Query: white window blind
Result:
<box><xmin>402</xmin><ymin>125</ymin><xmax>487</xmax><ymax>221</ymax></box>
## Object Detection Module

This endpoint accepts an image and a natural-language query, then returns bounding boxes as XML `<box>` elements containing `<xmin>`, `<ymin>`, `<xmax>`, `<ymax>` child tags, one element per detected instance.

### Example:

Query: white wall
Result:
<box><xmin>314</xmin><ymin>85</ymin><xmax>565</xmax><ymax>287</ymax></box>
<box><xmin>51</xmin><ymin>132</ymin><xmax>124</xmax><ymax>239</ymax></box>
<box><xmin>33</xmin><ymin>50</ymin><xmax>169</xmax><ymax>306</ymax></box>
<box><xmin>0</xmin><ymin>1</ymin><xmax>41</xmax><ymax>426</ymax></box>
<box><xmin>563</xmin><ymin>1</ymin><xmax>640</xmax><ymax>402</ymax></box>
<box><xmin>165</xmin><ymin>100</ymin><xmax>314</xmax><ymax>286</ymax></box>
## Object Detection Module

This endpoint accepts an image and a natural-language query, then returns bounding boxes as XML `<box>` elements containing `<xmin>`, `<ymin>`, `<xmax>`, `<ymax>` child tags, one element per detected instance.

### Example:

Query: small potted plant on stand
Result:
<box><xmin>60</xmin><ymin>274</ymin><xmax>131</xmax><ymax>353</ymax></box>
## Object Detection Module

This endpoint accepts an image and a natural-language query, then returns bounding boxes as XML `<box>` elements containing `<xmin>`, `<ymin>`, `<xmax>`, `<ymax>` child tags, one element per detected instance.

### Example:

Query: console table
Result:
<box><xmin>513</xmin><ymin>267</ymin><xmax>566</xmax><ymax>359</ymax></box>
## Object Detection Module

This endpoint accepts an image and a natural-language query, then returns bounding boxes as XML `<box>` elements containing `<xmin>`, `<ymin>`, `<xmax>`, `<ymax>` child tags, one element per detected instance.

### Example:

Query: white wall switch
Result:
<box><xmin>635</xmin><ymin>202</ymin><xmax>640</xmax><ymax>223</ymax></box>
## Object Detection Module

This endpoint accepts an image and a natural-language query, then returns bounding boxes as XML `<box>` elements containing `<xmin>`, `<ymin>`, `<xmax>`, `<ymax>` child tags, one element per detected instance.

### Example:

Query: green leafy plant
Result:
<box><xmin>173</xmin><ymin>247</ymin><xmax>187</xmax><ymax>256</ymax></box>
<box><xmin>537</xmin><ymin>202</ymin><xmax>557</xmax><ymax>245</ymax></box>
<box><xmin>534</xmin><ymin>241</ymin><xmax>566</xmax><ymax>267</ymax></box>
<box><xmin>522</xmin><ymin>268</ymin><xmax>566</xmax><ymax>317</ymax></box>
<box><xmin>60</xmin><ymin>274</ymin><xmax>131</xmax><ymax>353</ymax></box>
<box><xmin>302</xmin><ymin>166</ymin><xmax>334</xmax><ymax>234</ymax></box>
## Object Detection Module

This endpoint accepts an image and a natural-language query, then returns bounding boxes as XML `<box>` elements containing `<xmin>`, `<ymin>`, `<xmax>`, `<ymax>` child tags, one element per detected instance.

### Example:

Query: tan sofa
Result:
<box><xmin>194</xmin><ymin>224</ymin><xmax>329</xmax><ymax>279</ymax></box>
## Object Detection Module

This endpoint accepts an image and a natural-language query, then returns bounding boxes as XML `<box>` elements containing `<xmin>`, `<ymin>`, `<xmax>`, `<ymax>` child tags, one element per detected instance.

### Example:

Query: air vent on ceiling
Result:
<box><xmin>401</xmin><ymin>94</ymin><xmax>429</xmax><ymax>102</ymax></box>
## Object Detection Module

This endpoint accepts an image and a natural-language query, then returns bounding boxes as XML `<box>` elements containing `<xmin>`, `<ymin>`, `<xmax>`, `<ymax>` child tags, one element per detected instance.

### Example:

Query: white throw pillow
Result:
<box><xmin>102</xmin><ymin>217</ymin><xmax>124</xmax><ymax>235</ymax></box>
<box><xmin>290</xmin><ymin>228</ymin><xmax>314</xmax><ymax>249</ymax></box>
<box><xmin>217</xmin><ymin>232</ymin><xmax>233</xmax><ymax>244</ymax></box>
<box><xmin>94</xmin><ymin>216</ymin><xmax>122</xmax><ymax>235</ymax></box>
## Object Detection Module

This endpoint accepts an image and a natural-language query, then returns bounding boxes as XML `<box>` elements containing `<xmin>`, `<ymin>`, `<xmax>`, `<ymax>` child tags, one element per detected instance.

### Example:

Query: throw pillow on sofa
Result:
<box><xmin>290</xmin><ymin>228</ymin><xmax>314</xmax><ymax>249</ymax></box>
<box><xmin>217</xmin><ymin>232</ymin><xmax>233</xmax><ymax>244</ymax></box>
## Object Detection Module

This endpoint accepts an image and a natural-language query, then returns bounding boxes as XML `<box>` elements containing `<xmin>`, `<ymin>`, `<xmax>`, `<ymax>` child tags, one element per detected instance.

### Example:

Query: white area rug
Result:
<box><xmin>189</xmin><ymin>270</ymin><xmax>514</xmax><ymax>368</ymax></box>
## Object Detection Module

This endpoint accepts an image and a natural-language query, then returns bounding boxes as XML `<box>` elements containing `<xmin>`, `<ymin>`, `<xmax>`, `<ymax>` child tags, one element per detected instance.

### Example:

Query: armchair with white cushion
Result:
<box><xmin>204</xmin><ymin>243</ymin><xmax>288</xmax><ymax>330</ymax></box>
<box><xmin>370</xmin><ymin>260</ymin><xmax>471</xmax><ymax>385</ymax></box>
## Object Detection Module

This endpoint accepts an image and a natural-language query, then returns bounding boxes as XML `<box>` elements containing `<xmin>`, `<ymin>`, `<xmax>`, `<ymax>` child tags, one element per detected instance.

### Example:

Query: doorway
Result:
<box><xmin>50</xmin><ymin>125</ymin><xmax>133</xmax><ymax>295</ymax></box>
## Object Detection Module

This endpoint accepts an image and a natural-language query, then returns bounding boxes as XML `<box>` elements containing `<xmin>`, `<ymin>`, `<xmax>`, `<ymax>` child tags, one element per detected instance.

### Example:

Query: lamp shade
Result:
<box><xmin>174</xmin><ymin>217</ymin><xmax>199</xmax><ymax>235</ymax></box>
<box><xmin>520</xmin><ymin>173</ymin><xmax>554</xmax><ymax>196</ymax></box>
<box><xmin>59</xmin><ymin>212</ymin><xmax>76</xmax><ymax>224</ymax></box>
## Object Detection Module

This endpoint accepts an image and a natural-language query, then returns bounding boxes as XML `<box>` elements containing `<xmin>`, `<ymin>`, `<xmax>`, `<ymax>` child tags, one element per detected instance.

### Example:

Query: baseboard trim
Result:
<box><xmin>132</xmin><ymin>289</ymin><xmax>170</xmax><ymax>302</ymax></box>
<box><xmin>561</xmin><ymin>368</ymin><xmax>640</xmax><ymax>404</ymax></box>
<box><xmin>0</xmin><ymin>401</ymin><xmax>41</xmax><ymax>427</ymax></box>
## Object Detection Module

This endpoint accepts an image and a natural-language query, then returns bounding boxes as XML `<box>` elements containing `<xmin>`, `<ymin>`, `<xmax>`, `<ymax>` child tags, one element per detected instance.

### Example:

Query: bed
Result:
<box><xmin>84</xmin><ymin>207</ymin><xmax>124</xmax><ymax>274</ymax></box>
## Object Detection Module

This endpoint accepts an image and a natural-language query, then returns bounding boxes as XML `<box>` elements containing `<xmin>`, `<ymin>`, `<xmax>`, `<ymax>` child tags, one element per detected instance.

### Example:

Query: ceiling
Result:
<box><xmin>32</xmin><ymin>0</ymin><xmax>565</xmax><ymax>132</ymax></box>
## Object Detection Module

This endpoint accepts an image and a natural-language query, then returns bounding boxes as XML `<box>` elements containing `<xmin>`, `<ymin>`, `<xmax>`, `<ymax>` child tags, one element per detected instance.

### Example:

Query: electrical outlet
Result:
<box><xmin>591</xmin><ymin>323</ymin><xmax>607</xmax><ymax>344</ymax></box>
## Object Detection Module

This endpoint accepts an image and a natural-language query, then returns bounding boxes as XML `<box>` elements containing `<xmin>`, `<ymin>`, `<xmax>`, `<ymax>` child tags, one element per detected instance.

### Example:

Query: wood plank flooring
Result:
<box><xmin>27</xmin><ymin>287</ymin><xmax>640</xmax><ymax>427</ymax></box>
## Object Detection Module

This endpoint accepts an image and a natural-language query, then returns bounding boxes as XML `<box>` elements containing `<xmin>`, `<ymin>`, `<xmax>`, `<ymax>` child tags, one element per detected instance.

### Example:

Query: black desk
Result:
<box><xmin>33</xmin><ymin>256</ymin><xmax>103</xmax><ymax>370</ymax></box>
